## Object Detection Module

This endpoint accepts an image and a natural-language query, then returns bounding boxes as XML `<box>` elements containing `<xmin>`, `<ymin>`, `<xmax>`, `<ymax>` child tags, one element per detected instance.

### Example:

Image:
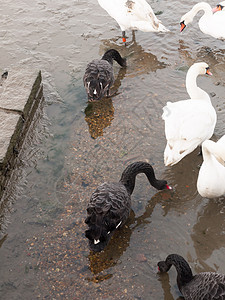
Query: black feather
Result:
<box><xmin>85</xmin><ymin>161</ymin><xmax>170</xmax><ymax>252</ymax></box>
<box><xmin>83</xmin><ymin>49</ymin><xmax>126</xmax><ymax>101</ymax></box>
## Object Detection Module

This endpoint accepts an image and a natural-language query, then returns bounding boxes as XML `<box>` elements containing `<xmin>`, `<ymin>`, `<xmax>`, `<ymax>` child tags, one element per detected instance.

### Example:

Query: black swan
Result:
<box><xmin>85</xmin><ymin>161</ymin><xmax>171</xmax><ymax>252</ymax></box>
<box><xmin>158</xmin><ymin>254</ymin><xmax>225</xmax><ymax>299</ymax></box>
<box><xmin>83</xmin><ymin>49</ymin><xmax>126</xmax><ymax>101</ymax></box>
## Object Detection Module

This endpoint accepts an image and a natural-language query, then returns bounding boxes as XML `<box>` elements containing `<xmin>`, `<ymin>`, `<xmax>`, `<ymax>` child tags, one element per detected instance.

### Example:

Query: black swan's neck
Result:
<box><xmin>101</xmin><ymin>49</ymin><xmax>126</xmax><ymax>67</ymax></box>
<box><xmin>119</xmin><ymin>161</ymin><xmax>168</xmax><ymax>195</ymax></box>
<box><xmin>164</xmin><ymin>254</ymin><xmax>194</xmax><ymax>291</ymax></box>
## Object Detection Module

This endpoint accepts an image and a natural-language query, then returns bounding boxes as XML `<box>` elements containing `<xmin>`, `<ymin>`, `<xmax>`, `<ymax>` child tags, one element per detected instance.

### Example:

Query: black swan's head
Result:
<box><xmin>158</xmin><ymin>260</ymin><xmax>171</xmax><ymax>273</ymax></box>
<box><xmin>156</xmin><ymin>180</ymin><xmax>172</xmax><ymax>191</ymax></box>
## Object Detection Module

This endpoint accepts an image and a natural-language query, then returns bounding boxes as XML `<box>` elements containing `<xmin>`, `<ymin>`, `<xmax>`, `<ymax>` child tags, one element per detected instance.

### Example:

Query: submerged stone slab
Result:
<box><xmin>0</xmin><ymin>111</ymin><xmax>20</xmax><ymax>163</ymax></box>
<box><xmin>0</xmin><ymin>68</ymin><xmax>43</xmax><ymax>197</ymax></box>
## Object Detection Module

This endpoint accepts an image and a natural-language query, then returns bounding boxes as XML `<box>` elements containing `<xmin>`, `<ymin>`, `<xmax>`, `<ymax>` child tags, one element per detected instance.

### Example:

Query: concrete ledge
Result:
<box><xmin>0</xmin><ymin>69</ymin><xmax>43</xmax><ymax>198</ymax></box>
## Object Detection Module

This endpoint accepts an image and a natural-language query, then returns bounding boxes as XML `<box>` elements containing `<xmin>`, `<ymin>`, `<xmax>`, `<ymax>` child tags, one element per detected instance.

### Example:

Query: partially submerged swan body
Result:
<box><xmin>97</xmin><ymin>0</ymin><xmax>169</xmax><ymax>43</ymax></box>
<box><xmin>162</xmin><ymin>62</ymin><xmax>217</xmax><ymax>166</ymax></box>
<box><xmin>197</xmin><ymin>135</ymin><xmax>225</xmax><ymax>198</ymax></box>
<box><xmin>158</xmin><ymin>254</ymin><xmax>225</xmax><ymax>300</ymax></box>
<box><xmin>83</xmin><ymin>49</ymin><xmax>126</xmax><ymax>101</ymax></box>
<box><xmin>180</xmin><ymin>2</ymin><xmax>225</xmax><ymax>40</ymax></box>
<box><xmin>85</xmin><ymin>161</ymin><xmax>171</xmax><ymax>252</ymax></box>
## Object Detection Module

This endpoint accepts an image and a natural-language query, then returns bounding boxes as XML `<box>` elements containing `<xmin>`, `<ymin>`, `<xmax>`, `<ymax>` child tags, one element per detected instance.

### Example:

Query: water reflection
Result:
<box><xmin>163</xmin><ymin>149</ymin><xmax>202</xmax><ymax>210</ymax></box>
<box><xmin>191</xmin><ymin>198</ymin><xmax>225</xmax><ymax>272</ymax></box>
<box><xmin>100</xmin><ymin>34</ymin><xmax>167</xmax><ymax>77</ymax></box>
<box><xmin>157</xmin><ymin>271</ymin><xmax>183</xmax><ymax>300</ymax></box>
<box><xmin>178</xmin><ymin>39</ymin><xmax>225</xmax><ymax>69</ymax></box>
<box><xmin>87</xmin><ymin>189</ymin><xmax>172</xmax><ymax>281</ymax></box>
<box><xmin>0</xmin><ymin>234</ymin><xmax>7</xmax><ymax>248</ymax></box>
<box><xmin>84</xmin><ymin>67</ymin><xmax>126</xmax><ymax>139</ymax></box>
<box><xmin>84</xmin><ymin>98</ymin><xmax>114</xmax><ymax>139</ymax></box>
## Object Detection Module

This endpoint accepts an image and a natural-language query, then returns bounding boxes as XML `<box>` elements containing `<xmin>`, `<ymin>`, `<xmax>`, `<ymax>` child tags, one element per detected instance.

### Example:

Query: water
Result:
<box><xmin>0</xmin><ymin>0</ymin><xmax>225</xmax><ymax>299</ymax></box>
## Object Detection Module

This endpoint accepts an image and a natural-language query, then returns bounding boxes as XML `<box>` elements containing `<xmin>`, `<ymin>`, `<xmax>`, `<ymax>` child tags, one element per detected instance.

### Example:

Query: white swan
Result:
<box><xmin>180</xmin><ymin>2</ymin><xmax>225</xmax><ymax>40</ymax></box>
<box><xmin>197</xmin><ymin>135</ymin><xmax>225</xmax><ymax>198</ymax></box>
<box><xmin>162</xmin><ymin>62</ymin><xmax>217</xmax><ymax>166</ymax></box>
<box><xmin>97</xmin><ymin>0</ymin><xmax>169</xmax><ymax>43</ymax></box>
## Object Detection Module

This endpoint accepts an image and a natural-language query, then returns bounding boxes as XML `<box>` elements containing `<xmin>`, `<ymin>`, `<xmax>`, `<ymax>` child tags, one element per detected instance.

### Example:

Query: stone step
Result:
<box><xmin>0</xmin><ymin>68</ymin><xmax>43</xmax><ymax>198</ymax></box>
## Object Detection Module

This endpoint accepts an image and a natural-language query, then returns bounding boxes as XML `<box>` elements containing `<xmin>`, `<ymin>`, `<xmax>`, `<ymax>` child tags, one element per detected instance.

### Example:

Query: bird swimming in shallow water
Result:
<box><xmin>83</xmin><ymin>49</ymin><xmax>126</xmax><ymax>101</ymax></box>
<box><xmin>158</xmin><ymin>254</ymin><xmax>225</xmax><ymax>300</ymax></box>
<box><xmin>197</xmin><ymin>135</ymin><xmax>225</xmax><ymax>198</ymax></box>
<box><xmin>85</xmin><ymin>161</ymin><xmax>171</xmax><ymax>252</ymax></box>
<box><xmin>97</xmin><ymin>0</ymin><xmax>169</xmax><ymax>43</ymax></box>
<box><xmin>180</xmin><ymin>2</ymin><xmax>225</xmax><ymax>40</ymax></box>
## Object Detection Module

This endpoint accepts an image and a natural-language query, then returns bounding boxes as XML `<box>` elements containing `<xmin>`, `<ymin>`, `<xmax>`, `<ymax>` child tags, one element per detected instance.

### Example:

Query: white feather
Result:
<box><xmin>180</xmin><ymin>2</ymin><xmax>225</xmax><ymax>40</ymax></box>
<box><xmin>162</xmin><ymin>62</ymin><xmax>217</xmax><ymax>166</ymax></box>
<box><xmin>197</xmin><ymin>135</ymin><xmax>225</xmax><ymax>198</ymax></box>
<box><xmin>98</xmin><ymin>0</ymin><xmax>169</xmax><ymax>32</ymax></box>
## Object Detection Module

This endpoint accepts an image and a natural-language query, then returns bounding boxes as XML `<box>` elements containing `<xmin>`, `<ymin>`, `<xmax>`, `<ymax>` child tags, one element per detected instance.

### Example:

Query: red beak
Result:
<box><xmin>166</xmin><ymin>184</ymin><xmax>172</xmax><ymax>190</ymax></box>
<box><xmin>206</xmin><ymin>69</ymin><xmax>212</xmax><ymax>76</ymax></box>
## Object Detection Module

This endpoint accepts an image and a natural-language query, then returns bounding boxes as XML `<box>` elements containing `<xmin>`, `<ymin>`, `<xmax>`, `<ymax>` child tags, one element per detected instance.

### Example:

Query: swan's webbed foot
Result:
<box><xmin>122</xmin><ymin>31</ymin><xmax>127</xmax><ymax>46</ymax></box>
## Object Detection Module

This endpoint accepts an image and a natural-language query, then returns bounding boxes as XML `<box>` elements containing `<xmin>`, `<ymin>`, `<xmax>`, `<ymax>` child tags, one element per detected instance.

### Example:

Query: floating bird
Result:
<box><xmin>83</xmin><ymin>49</ymin><xmax>126</xmax><ymax>101</ymax></box>
<box><xmin>162</xmin><ymin>62</ymin><xmax>216</xmax><ymax>166</ymax></box>
<box><xmin>97</xmin><ymin>0</ymin><xmax>169</xmax><ymax>43</ymax></box>
<box><xmin>85</xmin><ymin>161</ymin><xmax>171</xmax><ymax>252</ymax></box>
<box><xmin>180</xmin><ymin>2</ymin><xmax>225</xmax><ymax>40</ymax></box>
<box><xmin>197</xmin><ymin>135</ymin><xmax>225</xmax><ymax>198</ymax></box>
<box><xmin>158</xmin><ymin>254</ymin><xmax>225</xmax><ymax>300</ymax></box>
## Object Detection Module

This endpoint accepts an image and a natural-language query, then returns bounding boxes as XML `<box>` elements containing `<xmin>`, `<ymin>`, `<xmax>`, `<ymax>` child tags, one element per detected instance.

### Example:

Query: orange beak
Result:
<box><xmin>180</xmin><ymin>21</ymin><xmax>186</xmax><ymax>32</ymax></box>
<box><xmin>206</xmin><ymin>68</ymin><xmax>212</xmax><ymax>76</ymax></box>
<box><xmin>212</xmin><ymin>5</ymin><xmax>222</xmax><ymax>12</ymax></box>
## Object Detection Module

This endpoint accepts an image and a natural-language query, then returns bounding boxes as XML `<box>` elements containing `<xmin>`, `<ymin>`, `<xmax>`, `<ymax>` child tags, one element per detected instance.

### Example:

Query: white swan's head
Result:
<box><xmin>180</xmin><ymin>11</ymin><xmax>194</xmax><ymax>32</ymax></box>
<box><xmin>189</xmin><ymin>62</ymin><xmax>212</xmax><ymax>76</ymax></box>
<box><xmin>212</xmin><ymin>1</ymin><xmax>225</xmax><ymax>12</ymax></box>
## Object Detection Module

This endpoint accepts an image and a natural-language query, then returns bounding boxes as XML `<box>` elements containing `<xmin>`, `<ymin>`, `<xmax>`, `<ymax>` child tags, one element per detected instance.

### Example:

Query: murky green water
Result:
<box><xmin>0</xmin><ymin>0</ymin><xmax>225</xmax><ymax>299</ymax></box>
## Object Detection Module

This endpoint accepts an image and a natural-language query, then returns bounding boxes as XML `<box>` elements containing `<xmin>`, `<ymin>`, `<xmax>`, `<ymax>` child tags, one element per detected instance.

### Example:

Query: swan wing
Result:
<box><xmin>86</xmin><ymin>182</ymin><xmax>131</xmax><ymax>239</ymax></box>
<box><xmin>163</xmin><ymin>100</ymin><xmax>216</xmax><ymax>166</ymax></box>
<box><xmin>200</xmin><ymin>12</ymin><xmax>225</xmax><ymax>39</ymax></box>
<box><xmin>206</xmin><ymin>135</ymin><xmax>225</xmax><ymax>165</ymax></box>
<box><xmin>182</xmin><ymin>272</ymin><xmax>225</xmax><ymax>299</ymax></box>
<box><xmin>98</xmin><ymin>0</ymin><xmax>168</xmax><ymax>32</ymax></box>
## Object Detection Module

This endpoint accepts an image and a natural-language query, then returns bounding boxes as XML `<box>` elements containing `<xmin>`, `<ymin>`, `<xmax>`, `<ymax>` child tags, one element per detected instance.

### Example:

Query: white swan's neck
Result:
<box><xmin>189</xmin><ymin>2</ymin><xmax>213</xmax><ymax>20</ymax></box>
<box><xmin>186</xmin><ymin>66</ymin><xmax>210</xmax><ymax>100</ymax></box>
<box><xmin>202</xmin><ymin>139</ymin><xmax>225</xmax><ymax>165</ymax></box>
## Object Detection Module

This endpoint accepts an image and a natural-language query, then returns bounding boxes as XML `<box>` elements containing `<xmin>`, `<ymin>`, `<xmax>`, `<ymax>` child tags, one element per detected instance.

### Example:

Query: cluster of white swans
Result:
<box><xmin>95</xmin><ymin>0</ymin><xmax>225</xmax><ymax>199</ymax></box>
<box><xmin>163</xmin><ymin>62</ymin><xmax>225</xmax><ymax>199</ymax></box>
<box><xmin>97</xmin><ymin>0</ymin><xmax>225</xmax><ymax>41</ymax></box>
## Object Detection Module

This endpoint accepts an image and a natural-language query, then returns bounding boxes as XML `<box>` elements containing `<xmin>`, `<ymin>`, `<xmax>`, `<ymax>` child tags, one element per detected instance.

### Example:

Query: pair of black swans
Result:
<box><xmin>84</xmin><ymin>160</ymin><xmax>225</xmax><ymax>299</ymax></box>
